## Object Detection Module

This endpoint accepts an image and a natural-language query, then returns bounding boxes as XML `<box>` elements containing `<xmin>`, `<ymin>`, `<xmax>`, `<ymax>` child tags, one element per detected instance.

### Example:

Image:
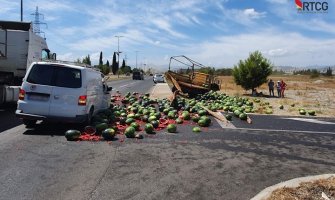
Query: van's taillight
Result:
<box><xmin>78</xmin><ymin>95</ymin><xmax>87</xmax><ymax>106</ymax></box>
<box><xmin>19</xmin><ymin>89</ymin><xmax>25</xmax><ymax>100</ymax></box>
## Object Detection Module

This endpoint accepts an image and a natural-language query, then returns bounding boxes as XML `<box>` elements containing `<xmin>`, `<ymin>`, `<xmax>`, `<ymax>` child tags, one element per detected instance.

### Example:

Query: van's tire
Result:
<box><xmin>23</xmin><ymin>119</ymin><xmax>37</xmax><ymax>128</ymax></box>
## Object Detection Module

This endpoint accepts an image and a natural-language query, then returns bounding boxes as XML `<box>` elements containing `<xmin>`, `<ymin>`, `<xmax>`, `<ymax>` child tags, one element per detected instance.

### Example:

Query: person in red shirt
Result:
<box><xmin>280</xmin><ymin>80</ymin><xmax>287</xmax><ymax>98</ymax></box>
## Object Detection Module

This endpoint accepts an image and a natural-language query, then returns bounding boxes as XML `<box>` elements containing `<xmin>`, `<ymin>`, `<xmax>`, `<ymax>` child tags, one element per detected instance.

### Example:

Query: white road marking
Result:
<box><xmin>285</xmin><ymin>118</ymin><xmax>335</xmax><ymax>125</ymax></box>
<box><xmin>119</xmin><ymin>82</ymin><xmax>137</xmax><ymax>88</ymax></box>
<box><xmin>222</xmin><ymin>127</ymin><xmax>335</xmax><ymax>135</ymax></box>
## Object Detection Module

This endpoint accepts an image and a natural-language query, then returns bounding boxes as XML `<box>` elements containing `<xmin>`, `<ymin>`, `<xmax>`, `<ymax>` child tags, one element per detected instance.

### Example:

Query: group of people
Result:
<box><xmin>268</xmin><ymin>79</ymin><xmax>287</xmax><ymax>98</ymax></box>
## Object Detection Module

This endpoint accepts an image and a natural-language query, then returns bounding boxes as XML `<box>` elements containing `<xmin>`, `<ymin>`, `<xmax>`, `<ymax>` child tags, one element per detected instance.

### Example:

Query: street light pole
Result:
<box><xmin>115</xmin><ymin>35</ymin><xmax>123</xmax><ymax>78</ymax></box>
<box><xmin>135</xmin><ymin>51</ymin><xmax>139</xmax><ymax>69</ymax></box>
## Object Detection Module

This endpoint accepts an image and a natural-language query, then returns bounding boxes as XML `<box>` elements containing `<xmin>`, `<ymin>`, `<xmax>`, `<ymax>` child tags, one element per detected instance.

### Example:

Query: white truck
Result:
<box><xmin>0</xmin><ymin>20</ymin><xmax>55</xmax><ymax>104</ymax></box>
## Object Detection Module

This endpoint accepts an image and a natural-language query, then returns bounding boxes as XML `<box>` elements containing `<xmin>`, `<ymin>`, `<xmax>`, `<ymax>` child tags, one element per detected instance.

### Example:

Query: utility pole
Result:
<box><xmin>135</xmin><ymin>51</ymin><xmax>139</xmax><ymax>69</ymax></box>
<box><xmin>115</xmin><ymin>35</ymin><xmax>123</xmax><ymax>78</ymax></box>
<box><xmin>21</xmin><ymin>0</ymin><xmax>23</xmax><ymax>21</ymax></box>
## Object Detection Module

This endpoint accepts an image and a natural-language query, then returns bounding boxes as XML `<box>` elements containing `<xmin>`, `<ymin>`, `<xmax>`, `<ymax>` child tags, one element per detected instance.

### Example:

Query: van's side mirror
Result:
<box><xmin>107</xmin><ymin>86</ymin><xmax>112</xmax><ymax>92</ymax></box>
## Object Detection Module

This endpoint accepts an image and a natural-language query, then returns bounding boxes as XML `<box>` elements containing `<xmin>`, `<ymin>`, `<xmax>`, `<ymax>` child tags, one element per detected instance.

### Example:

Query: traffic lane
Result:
<box><xmin>0</xmin><ymin>103</ymin><xmax>22</xmax><ymax>133</ymax></box>
<box><xmin>228</xmin><ymin>114</ymin><xmax>335</xmax><ymax>133</ymax></box>
<box><xmin>0</xmin><ymin>78</ymin><xmax>157</xmax><ymax>200</ymax></box>
<box><xmin>108</xmin><ymin>76</ymin><xmax>154</xmax><ymax>95</ymax></box>
<box><xmin>0</xmin><ymin>123</ymin><xmax>118</xmax><ymax>200</ymax></box>
<box><xmin>90</xmin><ymin>126</ymin><xmax>335</xmax><ymax>200</ymax></box>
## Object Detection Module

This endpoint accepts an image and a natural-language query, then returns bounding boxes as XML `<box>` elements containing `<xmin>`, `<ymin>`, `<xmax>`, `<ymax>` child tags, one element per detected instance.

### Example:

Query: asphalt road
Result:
<box><xmin>0</xmin><ymin>77</ymin><xmax>335</xmax><ymax>200</ymax></box>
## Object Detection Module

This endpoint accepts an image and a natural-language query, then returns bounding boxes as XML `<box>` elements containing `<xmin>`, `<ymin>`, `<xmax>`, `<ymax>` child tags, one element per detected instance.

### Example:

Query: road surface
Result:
<box><xmin>0</xmin><ymin>77</ymin><xmax>334</xmax><ymax>200</ymax></box>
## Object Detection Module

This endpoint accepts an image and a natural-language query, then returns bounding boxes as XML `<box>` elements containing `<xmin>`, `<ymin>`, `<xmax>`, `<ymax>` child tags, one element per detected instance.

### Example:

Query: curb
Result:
<box><xmin>251</xmin><ymin>174</ymin><xmax>335</xmax><ymax>200</ymax></box>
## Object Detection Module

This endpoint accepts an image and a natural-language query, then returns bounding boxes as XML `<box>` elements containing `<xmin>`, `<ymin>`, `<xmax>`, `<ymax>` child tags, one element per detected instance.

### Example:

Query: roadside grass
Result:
<box><xmin>216</xmin><ymin>75</ymin><xmax>335</xmax><ymax>117</ymax></box>
<box><xmin>105</xmin><ymin>74</ymin><xmax>131</xmax><ymax>81</ymax></box>
<box><xmin>267</xmin><ymin>176</ymin><xmax>335</xmax><ymax>200</ymax></box>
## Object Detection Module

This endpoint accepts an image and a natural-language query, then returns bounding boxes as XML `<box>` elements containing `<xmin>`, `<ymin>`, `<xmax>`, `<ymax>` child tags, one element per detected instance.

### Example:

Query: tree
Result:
<box><xmin>310</xmin><ymin>69</ymin><xmax>320</xmax><ymax>78</ymax></box>
<box><xmin>75</xmin><ymin>58</ymin><xmax>82</xmax><ymax>63</ymax></box>
<box><xmin>111</xmin><ymin>52</ymin><xmax>117</xmax><ymax>75</ymax></box>
<box><xmin>82</xmin><ymin>54</ymin><xmax>91</xmax><ymax>65</ymax></box>
<box><xmin>198</xmin><ymin>67</ymin><xmax>215</xmax><ymax>75</ymax></box>
<box><xmin>98</xmin><ymin>60</ymin><xmax>110</xmax><ymax>75</ymax></box>
<box><xmin>325</xmin><ymin>67</ymin><xmax>332</xmax><ymax>76</ymax></box>
<box><xmin>99</xmin><ymin>51</ymin><xmax>103</xmax><ymax>66</ymax></box>
<box><xmin>122</xmin><ymin>59</ymin><xmax>126</xmax><ymax>68</ymax></box>
<box><xmin>232</xmin><ymin>51</ymin><xmax>273</xmax><ymax>92</ymax></box>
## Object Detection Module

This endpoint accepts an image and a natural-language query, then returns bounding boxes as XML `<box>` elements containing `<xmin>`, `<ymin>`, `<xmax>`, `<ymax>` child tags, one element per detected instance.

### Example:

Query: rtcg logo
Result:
<box><xmin>295</xmin><ymin>0</ymin><xmax>328</xmax><ymax>13</ymax></box>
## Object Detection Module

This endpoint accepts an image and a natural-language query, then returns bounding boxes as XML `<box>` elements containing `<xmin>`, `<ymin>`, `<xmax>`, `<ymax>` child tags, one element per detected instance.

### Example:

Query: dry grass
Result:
<box><xmin>267</xmin><ymin>176</ymin><xmax>335</xmax><ymax>200</ymax></box>
<box><xmin>216</xmin><ymin>75</ymin><xmax>335</xmax><ymax>117</ymax></box>
<box><xmin>105</xmin><ymin>74</ymin><xmax>131</xmax><ymax>81</ymax></box>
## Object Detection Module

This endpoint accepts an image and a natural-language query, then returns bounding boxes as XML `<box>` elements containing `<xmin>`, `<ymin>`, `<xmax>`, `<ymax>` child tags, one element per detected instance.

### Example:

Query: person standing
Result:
<box><xmin>280</xmin><ymin>80</ymin><xmax>287</xmax><ymax>98</ymax></box>
<box><xmin>276</xmin><ymin>81</ymin><xmax>281</xmax><ymax>97</ymax></box>
<box><xmin>268</xmin><ymin>79</ymin><xmax>274</xmax><ymax>97</ymax></box>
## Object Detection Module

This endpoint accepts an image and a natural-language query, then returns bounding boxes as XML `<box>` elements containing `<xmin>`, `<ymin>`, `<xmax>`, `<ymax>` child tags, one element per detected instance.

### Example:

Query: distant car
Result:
<box><xmin>149</xmin><ymin>73</ymin><xmax>153</xmax><ymax>76</ymax></box>
<box><xmin>153</xmin><ymin>74</ymin><xmax>164</xmax><ymax>83</ymax></box>
<box><xmin>132</xmin><ymin>71</ymin><xmax>144</xmax><ymax>80</ymax></box>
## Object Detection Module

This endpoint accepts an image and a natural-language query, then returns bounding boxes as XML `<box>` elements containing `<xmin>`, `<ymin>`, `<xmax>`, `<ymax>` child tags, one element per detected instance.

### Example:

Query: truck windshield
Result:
<box><xmin>27</xmin><ymin>64</ymin><xmax>82</xmax><ymax>88</ymax></box>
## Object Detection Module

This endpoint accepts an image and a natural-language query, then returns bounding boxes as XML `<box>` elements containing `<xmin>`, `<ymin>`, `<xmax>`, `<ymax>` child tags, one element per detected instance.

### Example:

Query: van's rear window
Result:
<box><xmin>27</xmin><ymin>64</ymin><xmax>82</xmax><ymax>88</ymax></box>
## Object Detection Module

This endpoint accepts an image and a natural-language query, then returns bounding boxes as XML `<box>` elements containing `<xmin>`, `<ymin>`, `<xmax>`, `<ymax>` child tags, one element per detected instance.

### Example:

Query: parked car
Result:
<box><xmin>132</xmin><ymin>71</ymin><xmax>144</xmax><ymax>80</ymax></box>
<box><xmin>153</xmin><ymin>74</ymin><xmax>165</xmax><ymax>83</ymax></box>
<box><xmin>16</xmin><ymin>61</ymin><xmax>112</xmax><ymax>127</ymax></box>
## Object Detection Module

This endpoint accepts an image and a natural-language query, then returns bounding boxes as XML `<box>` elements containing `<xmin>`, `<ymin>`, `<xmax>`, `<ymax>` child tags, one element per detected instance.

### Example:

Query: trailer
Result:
<box><xmin>165</xmin><ymin>55</ymin><xmax>220</xmax><ymax>97</ymax></box>
<box><xmin>0</xmin><ymin>20</ymin><xmax>55</xmax><ymax>104</ymax></box>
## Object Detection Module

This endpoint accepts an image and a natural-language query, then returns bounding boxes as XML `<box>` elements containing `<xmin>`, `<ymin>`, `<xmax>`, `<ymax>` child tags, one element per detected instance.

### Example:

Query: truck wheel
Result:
<box><xmin>23</xmin><ymin>119</ymin><xmax>37</xmax><ymax>128</ymax></box>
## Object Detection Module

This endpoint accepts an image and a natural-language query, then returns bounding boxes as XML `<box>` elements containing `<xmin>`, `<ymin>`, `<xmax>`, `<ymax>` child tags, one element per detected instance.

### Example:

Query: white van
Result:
<box><xmin>15</xmin><ymin>61</ymin><xmax>112</xmax><ymax>127</ymax></box>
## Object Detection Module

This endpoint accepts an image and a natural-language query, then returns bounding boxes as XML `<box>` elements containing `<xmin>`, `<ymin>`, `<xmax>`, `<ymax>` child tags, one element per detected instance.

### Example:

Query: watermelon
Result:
<box><xmin>102</xmin><ymin>128</ymin><xmax>116</xmax><ymax>140</ymax></box>
<box><xmin>192</xmin><ymin>115</ymin><xmax>200</xmax><ymax>123</ymax></box>
<box><xmin>127</xmin><ymin>113</ymin><xmax>135</xmax><ymax>118</ymax></box>
<box><xmin>225</xmin><ymin>114</ymin><xmax>232</xmax><ymax>121</ymax></box>
<box><xmin>95</xmin><ymin>123</ymin><xmax>108</xmax><ymax>134</ymax></box>
<box><xmin>192</xmin><ymin>127</ymin><xmax>201</xmax><ymax>133</ymax></box>
<box><xmin>144</xmin><ymin>123</ymin><xmax>155</xmax><ymax>134</ymax></box>
<box><xmin>167</xmin><ymin>124</ymin><xmax>177</xmax><ymax>133</ymax></box>
<box><xmin>125</xmin><ymin>118</ymin><xmax>135</xmax><ymax>125</ymax></box>
<box><xmin>198</xmin><ymin>119</ymin><xmax>207</xmax><ymax>127</ymax></box>
<box><xmin>130</xmin><ymin>122</ymin><xmax>140</xmax><ymax>131</ymax></box>
<box><xmin>65</xmin><ymin>130</ymin><xmax>81</xmax><ymax>141</ymax></box>
<box><xmin>182</xmin><ymin>112</ymin><xmax>190</xmax><ymax>120</ymax></box>
<box><xmin>239</xmin><ymin>113</ymin><xmax>247</xmax><ymax>120</ymax></box>
<box><xmin>198</xmin><ymin>110</ymin><xmax>207</xmax><ymax>116</ymax></box>
<box><xmin>151</xmin><ymin>120</ymin><xmax>159</xmax><ymax>128</ymax></box>
<box><xmin>200</xmin><ymin>116</ymin><xmax>211</xmax><ymax>126</ymax></box>
<box><xmin>175</xmin><ymin>118</ymin><xmax>183</xmax><ymax>124</ymax></box>
<box><xmin>148</xmin><ymin>116</ymin><xmax>157</xmax><ymax>122</ymax></box>
<box><xmin>125</xmin><ymin>127</ymin><xmax>136</xmax><ymax>138</ymax></box>
<box><xmin>299</xmin><ymin>109</ymin><xmax>306</xmax><ymax>115</ymax></box>
<box><xmin>308</xmin><ymin>110</ymin><xmax>316</xmax><ymax>116</ymax></box>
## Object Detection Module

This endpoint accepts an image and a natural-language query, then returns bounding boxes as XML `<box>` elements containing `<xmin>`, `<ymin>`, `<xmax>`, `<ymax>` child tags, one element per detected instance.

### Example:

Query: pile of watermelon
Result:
<box><xmin>65</xmin><ymin>91</ymin><xmax>254</xmax><ymax>141</ymax></box>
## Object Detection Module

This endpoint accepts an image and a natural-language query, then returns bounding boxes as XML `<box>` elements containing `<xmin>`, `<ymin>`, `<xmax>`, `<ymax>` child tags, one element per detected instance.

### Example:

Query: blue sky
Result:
<box><xmin>1</xmin><ymin>0</ymin><xmax>335</xmax><ymax>70</ymax></box>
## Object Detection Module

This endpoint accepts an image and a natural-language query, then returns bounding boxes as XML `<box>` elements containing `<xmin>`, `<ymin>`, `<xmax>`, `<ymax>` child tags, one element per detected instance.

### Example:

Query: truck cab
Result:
<box><xmin>0</xmin><ymin>20</ymin><xmax>55</xmax><ymax>104</ymax></box>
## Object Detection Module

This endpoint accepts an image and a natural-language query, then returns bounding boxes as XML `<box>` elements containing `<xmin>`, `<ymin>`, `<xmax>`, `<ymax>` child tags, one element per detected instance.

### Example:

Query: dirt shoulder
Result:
<box><xmin>217</xmin><ymin>75</ymin><xmax>335</xmax><ymax>117</ymax></box>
